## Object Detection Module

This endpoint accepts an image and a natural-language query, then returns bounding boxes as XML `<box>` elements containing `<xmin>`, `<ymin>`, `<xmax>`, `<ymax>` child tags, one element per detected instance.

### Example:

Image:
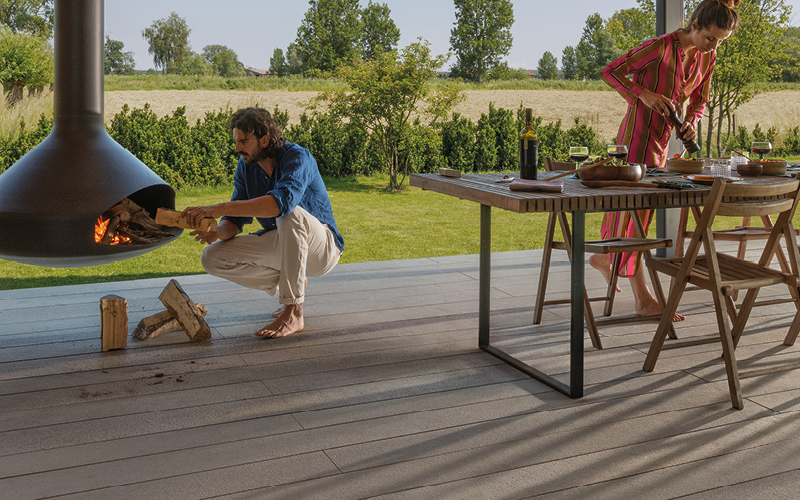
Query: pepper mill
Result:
<box><xmin>668</xmin><ymin>110</ymin><xmax>701</xmax><ymax>155</ymax></box>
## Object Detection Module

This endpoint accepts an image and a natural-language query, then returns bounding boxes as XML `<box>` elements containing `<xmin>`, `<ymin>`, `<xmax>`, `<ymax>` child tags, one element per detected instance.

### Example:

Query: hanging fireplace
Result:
<box><xmin>0</xmin><ymin>0</ymin><xmax>181</xmax><ymax>268</ymax></box>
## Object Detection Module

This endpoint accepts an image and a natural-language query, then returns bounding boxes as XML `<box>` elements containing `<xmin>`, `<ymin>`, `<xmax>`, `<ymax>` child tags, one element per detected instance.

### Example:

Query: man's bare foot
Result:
<box><xmin>635</xmin><ymin>295</ymin><xmax>685</xmax><ymax>322</ymax></box>
<box><xmin>273</xmin><ymin>279</ymin><xmax>308</xmax><ymax>317</ymax></box>
<box><xmin>589</xmin><ymin>254</ymin><xmax>622</xmax><ymax>293</ymax></box>
<box><xmin>257</xmin><ymin>303</ymin><xmax>304</xmax><ymax>338</ymax></box>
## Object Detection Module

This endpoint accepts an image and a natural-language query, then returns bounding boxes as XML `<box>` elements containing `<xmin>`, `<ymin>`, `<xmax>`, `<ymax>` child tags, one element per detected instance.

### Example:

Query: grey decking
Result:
<box><xmin>2</xmin><ymin>248</ymin><xmax>800</xmax><ymax>499</ymax></box>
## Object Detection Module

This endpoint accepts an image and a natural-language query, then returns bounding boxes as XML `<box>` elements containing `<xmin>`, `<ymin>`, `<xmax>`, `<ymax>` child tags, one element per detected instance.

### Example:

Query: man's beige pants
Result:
<box><xmin>201</xmin><ymin>206</ymin><xmax>341</xmax><ymax>305</ymax></box>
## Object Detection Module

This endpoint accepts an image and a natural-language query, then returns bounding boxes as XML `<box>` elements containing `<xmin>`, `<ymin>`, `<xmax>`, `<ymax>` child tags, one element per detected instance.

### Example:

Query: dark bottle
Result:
<box><xmin>668</xmin><ymin>110</ymin><xmax>701</xmax><ymax>155</ymax></box>
<box><xmin>519</xmin><ymin>108</ymin><xmax>538</xmax><ymax>179</ymax></box>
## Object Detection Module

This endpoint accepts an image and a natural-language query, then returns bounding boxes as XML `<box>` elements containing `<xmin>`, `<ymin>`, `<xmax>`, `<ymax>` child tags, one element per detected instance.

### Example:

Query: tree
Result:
<box><xmin>537</xmin><ymin>51</ymin><xmax>559</xmax><ymax>80</ymax></box>
<box><xmin>312</xmin><ymin>40</ymin><xmax>465</xmax><ymax>190</ymax></box>
<box><xmin>576</xmin><ymin>13</ymin><xmax>621</xmax><ymax>80</ymax></box>
<box><xmin>605</xmin><ymin>0</ymin><xmax>656</xmax><ymax>53</ymax></box>
<box><xmin>202</xmin><ymin>44</ymin><xmax>244</xmax><ymax>77</ymax></box>
<box><xmin>360</xmin><ymin>1</ymin><xmax>400</xmax><ymax>60</ymax></box>
<box><xmin>269</xmin><ymin>48</ymin><xmax>287</xmax><ymax>76</ymax></box>
<box><xmin>0</xmin><ymin>0</ymin><xmax>52</xmax><ymax>37</ymax></box>
<box><xmin>0</xmin><ymin>27</ymin><xmax>52</xmax><ymax>103</ymax></box>
<box><xmin>449</xmin><ymin>0</ymin><xmax>514</xmax><ymax>83</ymax></box>
<box><xmin>141</xmin><ymin>12</ymin><xmax>191</xmax><ymax>74</ymax></box>
<box><xmin>561</xmin><ymin>46</ymin><xmax>578</xmax><ymax>80</ymax></box>
<box><xmin>771</xmin><ymin>26</ymin><xmax>800</xmax><ymax>82</ymax></box>
<box><xmin>295</xmin><ymin>0</ymin><xmax>362</xmax><ymax>74</ymax></box>
<box><xmin>687</xmin><ymin>0</ymin><xmax>792</xmax><ymax>156</ymax></box>
<box><xmin>104</xmin><ymin>36</ymin><xmax>135</xmax><ymax>75</ymax></box>
<box><xmin>285</xmin><ymin>42</ymin><xmax>303</xmax><ymax>75</ymax></box>
<box><xmin>181</xmin><ymin>52</ymin><xmax>212</xmax><ymax>76</ymax></box>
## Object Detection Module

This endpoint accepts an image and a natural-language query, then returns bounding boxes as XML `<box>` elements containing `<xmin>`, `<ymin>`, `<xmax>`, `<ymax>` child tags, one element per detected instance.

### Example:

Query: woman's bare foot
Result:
<box><xmin>634</xmin><ymin>295</ymin><xmax>685</xmax><ymax>321</ymax></box>
<box><xmin>257</xmin><ymin>303</ymin><xmax>304</xmax><ymax>338</ymax></box>
<box><xmin>589</xmin><ymin>253</ymin><xmax>622</xmax><ymax>293</ymax></box>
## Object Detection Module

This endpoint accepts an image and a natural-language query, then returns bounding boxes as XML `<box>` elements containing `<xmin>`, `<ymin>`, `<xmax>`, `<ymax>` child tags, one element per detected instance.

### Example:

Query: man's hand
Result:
<box><xmin>182</xmin><ymin>205</ymin><xmax>219</xmax><ymax>228</ymax></box>
<box><xmin>190</xmin><ymin>229</ymin><xmax>219</xmax><ymax>245</ymax></box>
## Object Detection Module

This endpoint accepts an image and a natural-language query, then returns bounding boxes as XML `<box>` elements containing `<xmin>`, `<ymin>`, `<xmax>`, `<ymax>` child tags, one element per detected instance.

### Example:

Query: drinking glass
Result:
<box><xmin>751</xmin><ymin>141</ymin><xmax>772</xmax><ymax>159</ymax></box>
<box><xmin>607</xmin><ymin>144</ymin><xmax>628</xmax><ymax>162</ymax></box>
<box><xmin>568</xmin><ymin>146</ymin><xmax>589</xmax><ymax>167</ymax></box>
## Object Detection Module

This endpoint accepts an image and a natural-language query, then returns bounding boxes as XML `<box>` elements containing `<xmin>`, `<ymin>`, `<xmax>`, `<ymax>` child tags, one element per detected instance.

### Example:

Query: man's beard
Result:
<box><xmin>241</xmin><ymin>144</ymin><xmax>270</xmax><ymax>163</ymax></box>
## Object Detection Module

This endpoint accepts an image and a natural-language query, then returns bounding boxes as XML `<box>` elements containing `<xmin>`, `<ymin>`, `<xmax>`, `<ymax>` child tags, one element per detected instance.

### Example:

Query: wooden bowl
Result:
<box><xmin>749</xmin><ymin>159</ymin><xmax>787</xmax><ymax>175</ymax></box>
<box><xmin>737</xmin><ymin>163</ymin><xmax>763</xmax><ymax>177</ymax></box>
<box><xmin>578</xmin><ymin>163</ymin><xmax>644</xmax><ymax>182</ymax></box>
<box><xmin>666</xmin><ymin>158</ymin><xmax>704</xmax><ymax>174</ymax></box>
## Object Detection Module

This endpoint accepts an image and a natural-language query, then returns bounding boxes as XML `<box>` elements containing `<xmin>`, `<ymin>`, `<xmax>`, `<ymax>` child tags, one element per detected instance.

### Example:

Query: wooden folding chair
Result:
<box><xmin>676</xmin><ymin>209</ymin><xmax>800</xmax><ymax>307</ymax></box>
<box><xmin>534</xmin><ymin>157</ymin><xmax>675</xmax><ymax>349</ymax></box>
<box><xmin>643</xmin><ymin>177</ymin><xmax>800</xmax><ymax>409</ymax></box>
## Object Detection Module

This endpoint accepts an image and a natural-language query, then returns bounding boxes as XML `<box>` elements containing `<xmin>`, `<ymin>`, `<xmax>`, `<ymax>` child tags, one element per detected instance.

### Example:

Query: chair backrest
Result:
<box><xmin>544</xmin><ymin>157</ymin><xmax>575</xmax><ymax>173</ymax></box>
<box><xmin>686</xmin><ymin>176</ymin><xmax>800</xmax><ymax>267</ymax></box>
<box><xmin>716</xmin><ymin>178</ymin><xmax>800</xmax><ymax>218</ymax></box>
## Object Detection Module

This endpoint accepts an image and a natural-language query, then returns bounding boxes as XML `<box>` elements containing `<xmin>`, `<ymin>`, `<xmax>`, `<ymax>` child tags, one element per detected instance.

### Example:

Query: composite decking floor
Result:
<box><xmin>2</xmin><ymin>248</ymin><xmax>800</xmax><ymax>499</ymax></box>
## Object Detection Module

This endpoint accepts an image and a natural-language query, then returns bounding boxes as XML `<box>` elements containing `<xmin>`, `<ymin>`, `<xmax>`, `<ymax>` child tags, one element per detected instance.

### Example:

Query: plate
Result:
<box><xmin>683</xmin><ymin>175</ymin><xmax>740</xmax><ymax>185</ymax></box>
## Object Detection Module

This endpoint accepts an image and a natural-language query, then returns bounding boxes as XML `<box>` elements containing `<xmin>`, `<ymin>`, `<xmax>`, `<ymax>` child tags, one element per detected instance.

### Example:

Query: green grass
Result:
<box><xmin>0</xmin><ymin>175</ymin><xmax>607</xmax><ymax>291</ymax></box>
<box><xmin>103</xmin><ymin>74</ymin><xmax>616</xmax><ymax>92</ymax></box>
<box><xmin>2</xmin><ymin>173</ymin><xmax>798</xmax><ymax>292</ymax></box>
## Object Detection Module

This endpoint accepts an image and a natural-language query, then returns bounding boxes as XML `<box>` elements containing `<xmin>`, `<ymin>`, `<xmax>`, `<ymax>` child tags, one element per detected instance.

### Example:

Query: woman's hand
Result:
<box><xmin>638</xmin><ymin>89</ymin><xmax>676</xmax><ymax>117</ymax></box>
<box><xmin>679</xmin><ymin>120</ymin><xmax>697</xmax><ymax>141</ymax></box>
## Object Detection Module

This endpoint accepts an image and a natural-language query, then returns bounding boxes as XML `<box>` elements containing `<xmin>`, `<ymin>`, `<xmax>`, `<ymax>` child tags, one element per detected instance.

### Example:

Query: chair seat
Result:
<box><xmin>648</xmin><ymin>252</ymin><xmax>791</xmax><ymax>294</ymax></box>
<box><xmin>584</xmin><ymin>237</ymin><xmax>672</xmax><ymax>254</ymax></box>
<box><xmin>688</xmin><ymin>226</ymin><xmax>800</xmax><ymax>241</ymax></box>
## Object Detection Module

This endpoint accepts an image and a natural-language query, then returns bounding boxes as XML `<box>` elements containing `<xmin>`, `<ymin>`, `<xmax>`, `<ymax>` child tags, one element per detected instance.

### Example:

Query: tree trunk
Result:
<box><xmin>6</xmin><ymin>83</ymin><xmax>23</xmax><ymax>105</ymax></box>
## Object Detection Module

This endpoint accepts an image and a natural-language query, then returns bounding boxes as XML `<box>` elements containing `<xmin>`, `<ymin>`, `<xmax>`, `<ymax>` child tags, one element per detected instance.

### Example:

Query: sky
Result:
<box><xmin>104</xmin><ymin>0</ymin><xmax>800</xmax><ymax>72</ymax></box>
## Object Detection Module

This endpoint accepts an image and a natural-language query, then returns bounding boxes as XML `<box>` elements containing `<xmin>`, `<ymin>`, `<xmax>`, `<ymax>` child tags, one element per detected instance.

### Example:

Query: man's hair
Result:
<box><xmin>230</xmin><ymin>107</ymin><xmax>286</xmax><ymax>158</ymax></box>
<box><xmin>689</xmin><ymin>0</ymin><xmax>740</xmax><ymax>32</ymax></box>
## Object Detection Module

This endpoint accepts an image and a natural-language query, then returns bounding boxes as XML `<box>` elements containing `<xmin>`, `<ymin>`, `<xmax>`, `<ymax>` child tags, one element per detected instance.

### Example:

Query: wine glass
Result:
<box><xmin>751</xmin><ymin>141</ymin><xmax>772</xmax><ymax>160</ymax></box>
<box><xmin>607</xmin><ymin>144</ymin><xmax>628</xmax><ymax>162</ymax></box>
<box><xmin>568</xmin><ymin>146</ymin><xmax>589</xmax><ymax>167</ymax></box>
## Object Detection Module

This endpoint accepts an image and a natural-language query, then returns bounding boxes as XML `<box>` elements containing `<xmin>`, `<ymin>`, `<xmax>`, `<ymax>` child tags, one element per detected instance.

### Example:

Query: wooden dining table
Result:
<box><xmin>409</xmin><ymin>170</ymin><xmax>792</xmax><ymax>398</ymax></box>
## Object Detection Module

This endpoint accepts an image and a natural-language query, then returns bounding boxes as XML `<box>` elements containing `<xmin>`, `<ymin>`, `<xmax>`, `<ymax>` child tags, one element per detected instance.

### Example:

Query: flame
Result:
<box><xmin>94</xmin><ymin>216</ymin><xmax>131</xmax><ymax>245</ymax></box>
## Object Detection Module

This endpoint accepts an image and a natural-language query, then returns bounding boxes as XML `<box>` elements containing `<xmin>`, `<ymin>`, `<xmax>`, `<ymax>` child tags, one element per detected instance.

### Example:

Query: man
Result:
<box><xmin>182</xmin><ymin>107</ymin><xmax>344</xmax><ymax>338</ymax></box>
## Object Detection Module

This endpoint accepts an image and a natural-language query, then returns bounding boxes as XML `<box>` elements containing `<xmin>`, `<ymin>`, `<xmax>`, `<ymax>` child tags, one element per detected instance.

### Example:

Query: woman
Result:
<box><xmin>592</xmin><ymin>0</ymin><xmax>739</xmax><ymax>319</ymax></box>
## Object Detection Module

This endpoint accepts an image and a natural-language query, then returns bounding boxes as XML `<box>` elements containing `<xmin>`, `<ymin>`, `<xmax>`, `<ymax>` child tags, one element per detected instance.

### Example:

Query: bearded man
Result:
<box><xmin>183</xmin><ymin>107</ymin><xmax>344</xmax><ymax>338</ymax></box>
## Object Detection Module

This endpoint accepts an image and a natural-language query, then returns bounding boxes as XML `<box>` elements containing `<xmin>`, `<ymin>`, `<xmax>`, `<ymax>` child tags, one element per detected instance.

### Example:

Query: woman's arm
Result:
<box><xmin>601</xmin><ymin>36</ymin><xmax>676</xmax><ymax>115</ymax></box>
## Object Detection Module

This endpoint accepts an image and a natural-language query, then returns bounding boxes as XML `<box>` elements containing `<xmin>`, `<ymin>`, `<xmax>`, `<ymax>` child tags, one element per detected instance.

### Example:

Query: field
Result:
<box><xmin>103</xmin><ymin>89</ymin><xmax>800</xmax><ymax>142</ymax></box>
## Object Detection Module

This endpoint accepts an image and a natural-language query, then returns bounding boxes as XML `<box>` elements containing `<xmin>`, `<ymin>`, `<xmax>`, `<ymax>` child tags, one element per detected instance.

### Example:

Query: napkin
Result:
<box><xmin>509</xmin><ymin>178</ymin><xmax>564</xmax><ymax>193</ymax></box>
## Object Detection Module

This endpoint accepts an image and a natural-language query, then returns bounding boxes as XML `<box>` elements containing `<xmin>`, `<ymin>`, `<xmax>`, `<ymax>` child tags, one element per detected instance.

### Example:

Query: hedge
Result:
<box><xmin>3</xmin><ymin>104</ymin><xmax>796</xmax><ymax>185</ymax></box>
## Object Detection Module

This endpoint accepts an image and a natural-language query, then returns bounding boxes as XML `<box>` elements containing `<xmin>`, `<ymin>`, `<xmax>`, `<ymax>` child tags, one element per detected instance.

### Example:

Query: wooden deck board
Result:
<box><xmin>2</xmin><ymin>248</ymin><xmax>800</xmax><ymax>498</ymax></box>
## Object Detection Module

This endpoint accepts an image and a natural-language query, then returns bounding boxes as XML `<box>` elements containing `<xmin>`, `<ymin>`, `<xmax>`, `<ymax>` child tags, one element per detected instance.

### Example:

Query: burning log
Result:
<box><xmin>95</xmin><ymin>198</ymin><xmax>176</xmax><ymax>246</ymax></box>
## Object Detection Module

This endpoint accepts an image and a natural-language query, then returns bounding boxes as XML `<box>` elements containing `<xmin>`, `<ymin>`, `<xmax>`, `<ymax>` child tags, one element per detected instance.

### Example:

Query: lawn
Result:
<box><xmin>0</xmin><ymin>175</ymin><xmax>607</xmax><ymax>291</ymax></box>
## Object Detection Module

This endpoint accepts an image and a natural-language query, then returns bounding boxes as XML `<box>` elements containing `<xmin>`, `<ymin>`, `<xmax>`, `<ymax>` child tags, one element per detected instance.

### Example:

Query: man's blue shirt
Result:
<box><xmin>221</xmin><ymin>142</ymin><xmax>344</xmax><ymax>251</ymax></box>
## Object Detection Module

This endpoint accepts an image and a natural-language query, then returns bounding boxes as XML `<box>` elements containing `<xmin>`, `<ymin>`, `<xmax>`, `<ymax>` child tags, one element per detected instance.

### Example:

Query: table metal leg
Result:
<box><xmin>570</xmin><ymin>210</ymin><xmax>585</xmax><ymax>397</ymax></box>
<box><xmin>477</xmin><ymin>204</ymin><xmax>583</xmax><ymax>398</ymax></box>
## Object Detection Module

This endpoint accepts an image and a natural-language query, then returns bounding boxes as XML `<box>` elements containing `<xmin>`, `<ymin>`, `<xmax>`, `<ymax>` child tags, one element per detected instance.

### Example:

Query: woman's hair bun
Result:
<box><xmin>716</xmin><ymin>0</ymin><xmax>741</xmax><ymax>8</ymax></box>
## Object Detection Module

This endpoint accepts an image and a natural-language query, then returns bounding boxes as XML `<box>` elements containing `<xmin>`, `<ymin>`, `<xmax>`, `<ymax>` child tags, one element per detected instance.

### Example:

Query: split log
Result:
<box><xmin>156</xmin><ymin>208</ymin><xmax>217</xmax><ymax>232</ymax></box>
<box><xmin>158</xmin><ymin>279</ymin><xmax>211</xmax><ymax>342</ymax></box>
<box><xmin>100</xmin><ymin>294</ymin><xmax>128</xmax><ymax>351</ymax></box>
<box><xmin>132</xmin><ymin>303</ymin><xmax>208</xmax><ymax>340</ymax></box>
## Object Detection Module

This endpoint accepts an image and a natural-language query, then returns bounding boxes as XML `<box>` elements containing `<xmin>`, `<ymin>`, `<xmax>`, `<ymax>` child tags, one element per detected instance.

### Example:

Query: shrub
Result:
<box><xmin>107</xmin><ymin>103</ymin><xmax>237</xmax><ymax>187</ymax></box>
<box><xmin>440</xmin><ymin>112</ymin><xmax>476</xmax><ymax>172</ymax></box>
<box><xmin>285</xmin><ymin>112</ymin><xmax>373</xmax><ymax>177</ymax></box>
<box><xmin>0</xmin><ymin>114</ymin><xmax>53</xmax><ymax>173</ymax></box>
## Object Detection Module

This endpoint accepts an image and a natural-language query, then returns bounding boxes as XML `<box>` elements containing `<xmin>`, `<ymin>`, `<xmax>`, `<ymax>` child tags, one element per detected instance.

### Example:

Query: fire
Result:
<box><xmin>94</xmin><ymin>216</ymin><xmax>131</xmax><ymax>245</ymax></box>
